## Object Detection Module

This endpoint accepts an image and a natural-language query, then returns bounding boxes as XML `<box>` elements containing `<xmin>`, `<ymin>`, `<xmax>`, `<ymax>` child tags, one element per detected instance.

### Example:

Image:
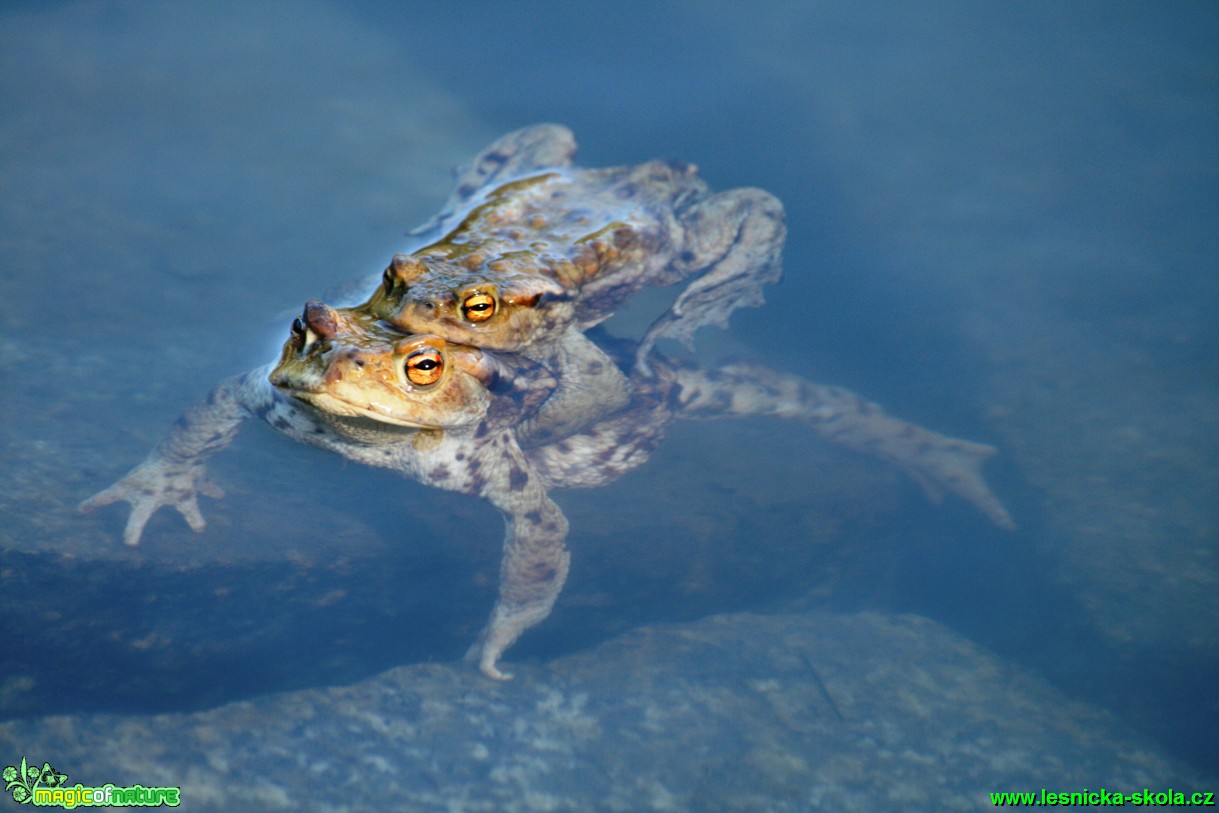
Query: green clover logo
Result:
<box><xmin>3</xmin><ymin>757</ymin><xmax>67</xmax><ymax>805</ymax></box>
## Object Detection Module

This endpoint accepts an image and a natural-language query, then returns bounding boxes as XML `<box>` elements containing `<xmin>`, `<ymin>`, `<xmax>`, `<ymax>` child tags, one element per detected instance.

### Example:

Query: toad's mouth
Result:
<box><xmin>274</xmin><ymin>385</ymin><xmax>439</xmax><ymax>430</ymax></box>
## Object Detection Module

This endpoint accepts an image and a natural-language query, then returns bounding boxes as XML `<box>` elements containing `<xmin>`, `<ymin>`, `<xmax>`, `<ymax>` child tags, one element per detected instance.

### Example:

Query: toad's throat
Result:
<box><xmin>275</xmin><ymin>386</ymin><xmax>438</xmax><ymax>429</ymax></box>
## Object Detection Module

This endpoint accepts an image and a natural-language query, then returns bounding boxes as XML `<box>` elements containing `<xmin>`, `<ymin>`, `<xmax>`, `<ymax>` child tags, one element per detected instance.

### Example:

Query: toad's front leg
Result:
<box><xmin>450</xmin><ymin>430</ymin><xmax>570</xmax><ymax>680</ymax></box>
<box><xmin>410</xmin><ymin>123</ymin><xmax>577</xmax><ymax>241</ymax></box>
<box><xmin>468</xmin><ymin>501</ymin><xmax>570</xmax><ymax>680</ymax></box>
<box><xmin>637</xmin><ymin>187</ymin><xmax>786</xmax><ymax>371</ymax></box>
<box><xmin>515</xmin><ymin>328</ymin><xmax>630</xmax><ymax>447</ymax></box>
<box><xmin>78</xmin><ymin>369</ymin><xmax>272</xmax><ymax>546</ymax></box>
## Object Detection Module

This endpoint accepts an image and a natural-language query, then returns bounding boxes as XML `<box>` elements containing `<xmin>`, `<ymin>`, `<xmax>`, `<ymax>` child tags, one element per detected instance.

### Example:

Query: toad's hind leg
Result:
<box><xmin>636</xmin><ymin>188</ymin><xmax>785</xmax><ymax>372</ymax></box>
<box><xmin>671</xmin><ymin>362</ymin><xmax>1015</xmax><ymax>530</ymax></box>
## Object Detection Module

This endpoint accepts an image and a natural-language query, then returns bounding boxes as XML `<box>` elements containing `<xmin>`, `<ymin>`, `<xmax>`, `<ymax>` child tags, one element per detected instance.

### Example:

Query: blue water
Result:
<box><xmin>1</xmin><ymin>0</ymin><xmax>1216</xmax><ymax>791</ymax></box>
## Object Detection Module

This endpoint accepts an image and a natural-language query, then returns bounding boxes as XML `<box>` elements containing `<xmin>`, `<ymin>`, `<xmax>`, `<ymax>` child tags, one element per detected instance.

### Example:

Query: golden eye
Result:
<box><xmin>461</xmin><ymin>292</ymin><xmax>497</xmax><ymax>322</ymax></box>
<box><xmin>404</xmin><ymin>348</ymin><xmax>444</xmax><ymax>386</ymax></box>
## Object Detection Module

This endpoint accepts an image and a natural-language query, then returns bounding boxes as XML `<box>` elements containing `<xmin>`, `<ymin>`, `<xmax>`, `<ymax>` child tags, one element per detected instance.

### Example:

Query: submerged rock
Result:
<box><xmin>0</xmin><ymin>610</ymin><xmax>1204</xmax><ymax>812</ymax></box>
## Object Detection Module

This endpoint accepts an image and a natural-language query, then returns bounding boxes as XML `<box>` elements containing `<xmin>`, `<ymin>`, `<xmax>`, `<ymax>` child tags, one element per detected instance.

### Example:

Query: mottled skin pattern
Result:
<box><xmin>79</xmin><ymin>126</ymin><xmax>1013</xmax><ymax>679</ymax></box>
<box><xmin>81</xmin><ymin>302</ymin><xmax>565</xmax><ymax>679</ymax></box>
<box><xmin>667</xmin><ymin>364</ymin><xmax>1014</xmax><ymax>529</ymax></box>
<box><xmin>359</xmin><ymin>124</ymin><xmax>786</xmax><ymax>444</ymax></box>
<box><xmin>79</xmin><ymin>296</ymin><xmax>1012</xmax><ymax>678</ymax></box>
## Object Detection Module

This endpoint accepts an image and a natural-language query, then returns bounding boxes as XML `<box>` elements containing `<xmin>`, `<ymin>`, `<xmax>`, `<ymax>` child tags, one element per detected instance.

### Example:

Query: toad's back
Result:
<box><xmin>415</xmin><ymin>161</ymin><xmax>710</xmax><ymax>321</ymax></box>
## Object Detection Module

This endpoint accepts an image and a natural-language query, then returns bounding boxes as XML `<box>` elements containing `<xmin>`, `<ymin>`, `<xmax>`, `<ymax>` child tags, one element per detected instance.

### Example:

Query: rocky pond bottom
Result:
<box><xmin>0</xmin><ymin>610</ymin><xmax>1205</xmax><ymax>812</ymax></box>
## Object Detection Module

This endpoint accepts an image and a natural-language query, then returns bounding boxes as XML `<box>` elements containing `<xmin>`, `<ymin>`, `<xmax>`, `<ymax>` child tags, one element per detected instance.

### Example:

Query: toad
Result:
<box><xmin>359</xmin><ymin>124</ymin><xmax>785</xmax><ymax>444</ymax></box>
<box><xmin>80</xmin><ymin>301</ymin><xmax>656</xmax><ymax>679</ymax></box>
<box><xmin>82</xmin><ymin>298</ymin><xmax>1013</xmax><ymax>679</ymax></box>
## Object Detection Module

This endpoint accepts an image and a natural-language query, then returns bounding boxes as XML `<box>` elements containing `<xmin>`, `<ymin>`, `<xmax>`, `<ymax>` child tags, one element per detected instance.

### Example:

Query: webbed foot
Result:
<box><xmin>463</xmin><ymin>637</ymin><xmax>514</xmax><ymax>682</ymax></box>
<box><xmin>463</xmin><ymin>592</ymin><xmax>570</xmax><ymax>682</ymax></box>
<box><xmin>893</xmin><ymin>436</ymin><xmax>1016</xmax><ymax>530</ymax></box>
<box><xmin>78</xmin><ymin>461</ymin><xmax>223</xmax><ymax>547</ymax></box>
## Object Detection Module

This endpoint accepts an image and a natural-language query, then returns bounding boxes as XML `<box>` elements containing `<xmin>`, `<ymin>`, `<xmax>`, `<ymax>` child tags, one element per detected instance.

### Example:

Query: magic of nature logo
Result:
<box><xmin>3</xmin><ymin>757</ymin><xmax>180</xmax><ymax>808</ymax></box>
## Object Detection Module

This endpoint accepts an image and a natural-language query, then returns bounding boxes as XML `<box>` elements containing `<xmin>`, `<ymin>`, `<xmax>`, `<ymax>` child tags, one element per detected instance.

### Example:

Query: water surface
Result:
<box><xmin>1</xmin><ymin>0</ymin><xmax>1215</xmax><ymax>793</ymax></box>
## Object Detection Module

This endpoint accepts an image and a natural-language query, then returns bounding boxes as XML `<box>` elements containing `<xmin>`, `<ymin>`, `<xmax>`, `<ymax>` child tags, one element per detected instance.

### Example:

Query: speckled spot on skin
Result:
<box><xmin>508</xmin><ymin>465</ymin><xmax>529</xmax><ymax>492</ymax></box>
<box><xmin>530</xmin><ymin>563</ymin><xmax>556</xmax><ymax>581</ymax></box>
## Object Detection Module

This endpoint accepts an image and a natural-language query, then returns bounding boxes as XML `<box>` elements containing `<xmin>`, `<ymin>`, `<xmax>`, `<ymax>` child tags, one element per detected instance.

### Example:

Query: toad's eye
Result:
<box><xmin>461</xmin><ymin>292</ymin><xmax>497</xmax><ymax>322</ymax></box>
<box><xmin>404</xmin><ymin>348</ymin><xmax>444</xmax><ymax>386</ymax></box>
<box><xmin>381</xmin><ymin>267</ymin><xmax>396</xmax><ymax>296</ymax></box>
